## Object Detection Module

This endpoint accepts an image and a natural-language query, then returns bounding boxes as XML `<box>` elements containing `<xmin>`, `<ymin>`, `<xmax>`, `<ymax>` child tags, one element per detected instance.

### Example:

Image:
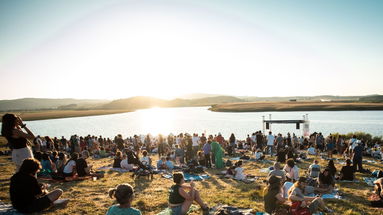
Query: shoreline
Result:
<box><xmin>0</xmin><ymin>109</ymin><xmax>131</xmax><ymax>122</ymax></box>
<box><xmin>209</xmin><ymin>101</ymin><xmax>383</xmax><ymax>112</ymax></box>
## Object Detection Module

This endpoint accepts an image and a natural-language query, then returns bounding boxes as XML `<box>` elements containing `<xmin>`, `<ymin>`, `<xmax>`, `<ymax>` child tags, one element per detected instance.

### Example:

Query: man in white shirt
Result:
<box><xmin>266</xmin><ymin>131</ymin><xmax>275</xmax><ymax>156</ymax></box>
<box><xmin>192</xmin><ymin>133</ymin><xmax>200</xmax><ymax>159</ymax></box>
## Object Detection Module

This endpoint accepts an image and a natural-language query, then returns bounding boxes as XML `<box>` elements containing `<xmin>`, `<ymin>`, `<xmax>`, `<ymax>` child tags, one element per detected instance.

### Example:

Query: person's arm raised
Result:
<box><xmin>179</xmin><ymin>185</ymin><xmax>195</xmax><ymax>201</ymax></box>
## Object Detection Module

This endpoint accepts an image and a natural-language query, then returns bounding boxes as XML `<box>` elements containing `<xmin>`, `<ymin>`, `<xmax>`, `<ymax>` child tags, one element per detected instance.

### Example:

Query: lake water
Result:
<box><xmin>3</xmin><ymin>107</ymin><xmax>383</xmax><ymax>139</ymax></box>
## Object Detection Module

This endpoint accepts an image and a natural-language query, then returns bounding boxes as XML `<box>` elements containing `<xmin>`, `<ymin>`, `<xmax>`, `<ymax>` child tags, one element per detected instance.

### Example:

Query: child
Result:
<box><xmin>140</xmin><ymin>150</ymin><xmax>151</xmax><ymax>167</ymax></box>
<box><xmin>234</xmin><ymin>161</ymin><xmax>246</xmax><ymax>180</ymax></box>
<box><xmin>165</xmin><ymin>156</ymin><xmax>174</xmax><ymax>171</ymax></box>
<box><xmin>107</xmin><ymin>183</ymin><xmax>141</xmax><ymax>215</ymax></box>
<box><xmin>157</xmin><ymin>157</ymin><xmax>167</xmax><ymax>170</ymax></box>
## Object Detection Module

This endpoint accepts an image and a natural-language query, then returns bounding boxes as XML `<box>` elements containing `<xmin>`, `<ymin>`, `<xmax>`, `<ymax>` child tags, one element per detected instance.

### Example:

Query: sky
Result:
<box><xmin>0</xmin><ymin>0</ymin><xmax>382</xmax><ymax>100</ymax></box>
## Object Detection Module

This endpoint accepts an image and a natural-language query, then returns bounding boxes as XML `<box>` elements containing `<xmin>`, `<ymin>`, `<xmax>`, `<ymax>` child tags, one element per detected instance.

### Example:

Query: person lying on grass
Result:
<box><xmin>169</xmin><ymin>172</ymin><xmax>209</xmax><ymax>215</ymax></box>
<box><xmin>107</xmin><ymin>183</ymin><xmax>141</xmax><ymax>215</ymax></box>
<box><xmin>288</xmin><ymin>177</ymin><xmax>333</xmax><ymax>214</ymax></box>
<box><xmin>10</xmin><ymin>158</ymin><xmax>68</xmax><ymax>213</ymax></box>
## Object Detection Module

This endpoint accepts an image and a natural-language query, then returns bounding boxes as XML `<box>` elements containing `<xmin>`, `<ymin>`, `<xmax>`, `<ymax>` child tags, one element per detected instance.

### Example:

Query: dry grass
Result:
<box><xmin>210</xmin><ymin>101</ymin><xmax>383</xmax><ymax>112</ymax></box>
<box><xmin>0</xmin><ymin>110</ymin><xmax>131</xmax><ymax>122</ymax></box>
<box><xmin>1</xmin><ymin>137</ymin><xmax>383</xmax><ymax>215</ymax></box>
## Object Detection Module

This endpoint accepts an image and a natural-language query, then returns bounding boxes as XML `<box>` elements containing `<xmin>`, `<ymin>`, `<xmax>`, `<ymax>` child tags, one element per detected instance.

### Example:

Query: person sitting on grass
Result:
<box><xmin>40</xmin><ymin>153</ymin><xmax>56</xmax><ymax>175</ymax></box>
<box><xmin>234</xmin><ymin>160</ymin><xmax>246</xmax><ymax>181</ymax></box>
<box><xmin>157</xmin><ymin>157</ymin><xmax>167</xmax><ymax>170</ymax></box>
<box><xmin>268</xmin><ymin>162</ymin><xmax>286</xmax><ymax>182</ymax></box>
<box><xmin>56</xmin><ymin>152</ymin><xmax>67</xmax><ymax>174</ymax></box>
<box><xmin>76</xmin><ymin>150</ymin><xmax>93</xmax><ymax>177</ymax></box>
<box><xmin>113</xmin><ymin>151</ymin><xmax>123</xmax><ymax>168</ymax></box>
<box><xmin>318</xmin><ymin>168</ymin><xmax>335</xmax><ymax>193</ymax></box>
<box><xmin>140</xmin><ymin>150</ymin><xmax>151</xmax><ymax>168</ymax></box>
<box><xmin>168</xmin><ymin>172</ymin><xmax>209</xmax><ymax>215</ymax></box>
<box><xmin>165</xmin><ymin>156</ymin><xmax>174</xmax><ymax>171</ymax></box>
<box><xmin>10</xmin><ymin>158</ymin><xmax>68</xmax><ymax>213</ymax></box>
<box><xmin>283</xmin><ymin>159</ymin><xmax>299</xmax><ymax>182</ymax></box>
<box><xmin>339</xmin><ymin>159</ymin><xmax>355</xmax><ymax>181</ymax></box>
<box><xmin>288</xmin><ymin>177</ymin><xmax>333</xmax><ymax>214</ymax></box>
<box><xmin>264</xmin><ymin>175</ymin><xmax>287</xmax><ymax>214</ymax></box>
<box><xmin>63</xmin><ymin>153</ymin><xmax>78</xmax><ymax>177</ymax></box>
<box><xmin>308</xmin><ymin>160</ymin><xmax>321</xmax><ymax>178</ymax></box>
<box><xmin>197</xmin><ymin>151</ymin><xmax>205</xmax><ymax>166</ymax></box>
<box><xmin>254</xmin><ymin>148</ymin><xmax>265</xmax><ymax>161</ymax></box>
<box><xmin>107</xmin><ymin>183</ymin><xmax>141</xmax><ymax>215</ymax></box>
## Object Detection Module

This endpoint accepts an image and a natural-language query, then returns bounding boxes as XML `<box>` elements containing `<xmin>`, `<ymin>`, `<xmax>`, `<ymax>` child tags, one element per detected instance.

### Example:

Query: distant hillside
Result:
<box><xmin>0</xmin><ymin>98</ymin><xmax>109</xmax><ymax>111</ymax></box>
<box><xmin>240</xmin><ymin>95</ymin><xmax>361</xmax><ymax>102</ymax></box>
<box><xmin>101</xmin><ymin>97</ymin><xmax>167</xmax><ymax>110</ymax></box>
<box><xmin>359</xmin><ymin>95</ymin><xmax>383</xmax><ymax>103</ymax></box>
<box><xmin>178</xmin><ymin>93</ymin><xmax>227</xmax><ymax>100</ymax></box>
<box><xmin>101</xmin><ymin>96</ymin><xmax>244</xmax><ymax>110</ymax></box>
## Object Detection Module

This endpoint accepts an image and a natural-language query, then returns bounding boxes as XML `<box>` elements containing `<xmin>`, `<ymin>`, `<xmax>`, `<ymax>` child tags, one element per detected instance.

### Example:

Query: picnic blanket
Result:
<box><xmin>162</xmin><ymin>173</ymin><xmax>210</xmax><ymax>181</ymax></box>
<box><xmin>209</xmin><ymin>204</ymin><xmax>256</xmax><ymax>215</ymax></box>
<box><xmin>98</xmin><ymin>166</ymin><xmax>132</xmax><ymax>173</ymax></box>
<box><xmin>306</xmin><ymin>191</ymin><xmax>342</xmax><ymax>199</ymax></box>
<box><xmin>156</xmin><ymin>205</ymin><xmax>199</xmax><ymax>215</ymax></box>
<box><xmin>259</xmin><ymin>167</ymin><xmax>273</xmax><ymax>173</ymax></box>
<box><xmin>0</xmin><ymin>201</ymin><xmax>23</xmax><ymax>215</ymax></box>
<box><xmin>364</xmin><ymin>177</ymin><xmax>377</xmax><ymax>186</ymax></box>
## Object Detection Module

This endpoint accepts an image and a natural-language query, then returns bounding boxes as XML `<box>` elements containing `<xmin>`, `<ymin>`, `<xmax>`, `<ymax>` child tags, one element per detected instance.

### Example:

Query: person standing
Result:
<box><xmin>266</xmin><ymin>131</ymin><xmax>275</xmax><ymax>156</ymax></box>
<box><xmin>210</xmin><ymin>136</ymin><xmax>224</xmax><ymax>169</ymax></box>
<box><xmin>1</xmin><ymin>114</ymin><xmax>35</xmax><ymax>172</ymax></box>
<box><xmin>202</xmin><ymin>141</ymin><xmax>212</xmax><ymax>168</ymax></box>
<box><xmin>352</xmin><ymin>141</ymin><xmax>364</xmax><ymax>172</ymax></box>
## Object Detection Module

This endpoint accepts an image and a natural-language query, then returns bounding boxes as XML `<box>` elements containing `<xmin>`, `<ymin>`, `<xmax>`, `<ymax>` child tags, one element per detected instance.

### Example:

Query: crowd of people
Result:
<box><xmin>2</xmin><ymin>113</ymin><xmax>383</xmax><ymax>214</ymax></box>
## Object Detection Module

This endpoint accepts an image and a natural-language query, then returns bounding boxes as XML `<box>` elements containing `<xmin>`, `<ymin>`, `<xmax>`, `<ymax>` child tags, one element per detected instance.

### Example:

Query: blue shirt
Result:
<box><xmin>165</xmin><ymin>160</ymin><xmax>174</xmax><ymax>170</ymax></box>
<box><xmin>203</xmin><ymin>143</ymin><xmax>211</xmax><ymax>154</ymax></box>
<box><xmin>106</xmin><ymin>205</ymin><xmax>141</xmax><ymax>215</ymax></box>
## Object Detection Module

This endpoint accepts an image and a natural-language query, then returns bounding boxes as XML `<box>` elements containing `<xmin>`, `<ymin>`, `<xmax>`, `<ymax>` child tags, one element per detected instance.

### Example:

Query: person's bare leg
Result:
<box><xmin>181</xmin><ymin>190</ymin><xmax>195</xmax><ymax>214</ymax></box>
<box><xmin>194</xmin><ymin>190</ymin><xmax>208</xmax><ymax>209</ymax></box>
<box><xmin>47</xmin><ymin>189</ymin><xmax>63</xmax><ymax>202</ymax></box>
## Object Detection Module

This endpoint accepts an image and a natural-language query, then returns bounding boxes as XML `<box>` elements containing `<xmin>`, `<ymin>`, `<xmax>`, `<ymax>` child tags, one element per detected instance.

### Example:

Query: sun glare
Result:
<box><xmin>137</xmin><ymin>107</ymin><xmax>174</xmax><ymax>135</ymax></box>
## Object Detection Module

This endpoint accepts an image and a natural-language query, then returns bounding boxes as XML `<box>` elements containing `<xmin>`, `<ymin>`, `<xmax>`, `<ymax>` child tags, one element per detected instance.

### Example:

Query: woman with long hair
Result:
<box><xmin>263</xmin><ymin>175</ymin><xmax>286</xmax><ymax>214</ymax></box>
<box><xmin>1</xmin><ymin>114</ymin><xmax>35</xmax><ymax>171</ymax></box>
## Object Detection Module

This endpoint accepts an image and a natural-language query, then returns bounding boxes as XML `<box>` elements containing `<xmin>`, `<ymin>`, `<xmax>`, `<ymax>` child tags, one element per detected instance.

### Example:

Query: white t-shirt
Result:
<box><xmin>63</xmin><ymin>160</ymin><xmax>76</xmax><ymax>174</ymax></box>
<box><xmin>192</xmin><ymin>136</ymin><xmax>200</xmax><ymax>147</ymax></box>
<box><xmin>234</xmin><ymin>167</ymin><xmax>246</xmax><ymax>180</ymax></box>
<box><xmin>283</xmin><ymin>165</ymin><xmax>299</xmax><ymax>181</ymax></box>
<box><xmin>120</xmin><ymin>159</ymin><xmax>133</xmax><ymax>170</ymax></box>
<box><xmin>255</xmin><ymin>152</ymin><xmax>263</xmax><ymax>160</ymax></box>
<box><xmin>267</xmin><ymin>135</ymin><xmax>275</xmax><ymax>146</ymax></box>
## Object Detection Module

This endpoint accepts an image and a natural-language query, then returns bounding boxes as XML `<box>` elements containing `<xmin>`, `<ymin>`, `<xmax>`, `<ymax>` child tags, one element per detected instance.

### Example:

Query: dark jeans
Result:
<box><xmin>204</xmin><ymin>153</ymin><xmax>211</xmax><ymax>168</ymax></box>
<box><xmin>353</xmin><ymin>157</ymin><xmax>363</xmax><ymax>172</ymax></box>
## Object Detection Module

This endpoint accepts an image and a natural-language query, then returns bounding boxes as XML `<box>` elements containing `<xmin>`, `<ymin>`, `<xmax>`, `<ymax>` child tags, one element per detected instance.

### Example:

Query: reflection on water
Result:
<box><xmin>2</xmin><ymin>107</ymin><xmax>382</xmax><ymax>138</ymax></box>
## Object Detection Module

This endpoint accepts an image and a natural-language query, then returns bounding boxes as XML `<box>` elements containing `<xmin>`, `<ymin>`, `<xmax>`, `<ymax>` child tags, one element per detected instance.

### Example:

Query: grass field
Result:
<box><xmin>0</xmin><ymin>109</ymin><xmax>131</xmax><ymax>122</ymax></box>
<box><xmin>209</xmin><ymin>101</ymin><xmax>383</xmax><ymax>112</ymax></box>
<box><xmin>0</xmin><ymin>137</ymin><xmax>383</xmax><ymax>215</ymax></box>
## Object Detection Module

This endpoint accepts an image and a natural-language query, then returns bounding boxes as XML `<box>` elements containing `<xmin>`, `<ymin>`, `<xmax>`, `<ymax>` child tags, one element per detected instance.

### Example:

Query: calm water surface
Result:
<box><xmin>2</xmin><ymin>107</ymin><xmax>383</xmax><ymax>139</ymax></box>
